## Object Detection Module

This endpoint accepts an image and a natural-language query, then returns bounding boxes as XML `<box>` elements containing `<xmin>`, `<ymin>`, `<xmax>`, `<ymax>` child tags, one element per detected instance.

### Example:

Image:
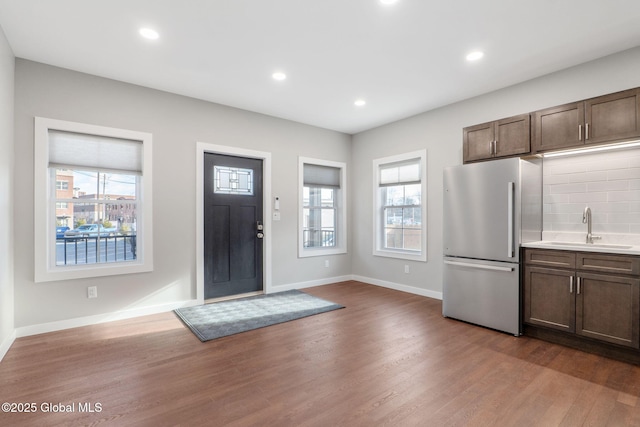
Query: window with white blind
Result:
<box><xmin>34</xmin><ymin>117</ymin><xmax>153</xmax><ymax>282</ymax></box>
<box><xmin>373</xmin><ymin>150</ymin><xmax>427</xmax><ymax>261</ymax></box>
<box><xmin>298</xmin><ymin>157</ymin><xmax>347</xmax><ymax>257</ymax></box>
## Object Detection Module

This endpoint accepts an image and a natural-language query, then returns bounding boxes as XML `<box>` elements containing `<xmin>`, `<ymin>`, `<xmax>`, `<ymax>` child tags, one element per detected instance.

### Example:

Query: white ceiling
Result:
<box><xmin>1</xmin><ymin>0</ymin><xmax>639</xmax><ymax>134</ymax></box>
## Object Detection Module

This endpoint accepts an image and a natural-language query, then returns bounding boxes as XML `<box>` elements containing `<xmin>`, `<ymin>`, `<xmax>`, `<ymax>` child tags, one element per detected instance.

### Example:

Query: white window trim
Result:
<box><xmin>373</xmin><ymin>150</ymin><xmax>427</xmax><ymax>262</ymax></box>
<box><xmin>34</xmin><ymin>117</ymin><xmax>153</xmax><ymax>282</ymax></box>
<box><xmin>298</xmin><ymin>157</ymin><xmax>347</xmax><ymax>258</ymax></box>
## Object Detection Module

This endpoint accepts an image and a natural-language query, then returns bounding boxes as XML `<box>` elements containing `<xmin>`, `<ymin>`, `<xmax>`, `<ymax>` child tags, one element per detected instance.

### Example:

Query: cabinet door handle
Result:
<box><xmin>585</xmin><ymin>123</ymin><xmax>590</xmax><ymax>140</ymax></box>
<box><xmin>489</xmin><ymin>140</ymin><xmax>493</xmax><ymax>155</ymax></box>
<box><xmin>577</xmin><ymin>277</ymin><xmax>581</xmax><ymax>295</ymax></box>
<box><xmin>494</xmin><ymin>140</ymin><xmax>498</xmax><ymax>155</ymax></box>
<box><xmin>569</xmin><ymin>276</ymin><xmax>574</xmax><ymax>294</ymax></box>
<box><xmin>578</xmin><ymin>124</ymin><xmax>582</xmax><ymax>141</ymax></box>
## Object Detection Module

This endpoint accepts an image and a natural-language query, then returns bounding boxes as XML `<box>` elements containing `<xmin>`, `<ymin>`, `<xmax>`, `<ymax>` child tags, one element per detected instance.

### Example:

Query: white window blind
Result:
<box><xmin>48</xmin><ymin>130</ymin><xmax>143</xmax><ymax>174</ymax></box>
<box><xmin>379</xmin><ymin>159</ymin><xmax>420</xmax><ymax>186</ymax></box>
<box><xmin>303</xmin><ymin>164</ymin><xmax>341</xmax><ymax>188</ymax></box>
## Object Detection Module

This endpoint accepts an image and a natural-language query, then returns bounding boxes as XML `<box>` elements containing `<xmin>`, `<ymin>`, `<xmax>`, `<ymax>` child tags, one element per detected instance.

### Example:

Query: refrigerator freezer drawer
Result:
<box><xmin>443</xmin><ymin>257</ymin><xmax>520</xmax><ymax>336</ymax></box>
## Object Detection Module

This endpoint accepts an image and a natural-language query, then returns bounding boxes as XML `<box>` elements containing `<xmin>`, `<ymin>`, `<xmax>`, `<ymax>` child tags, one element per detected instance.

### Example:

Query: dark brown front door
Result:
<box><xmin>203</xmin><ymin>153</ymin><xmax>264</xmax><ymax>299</ymax></box>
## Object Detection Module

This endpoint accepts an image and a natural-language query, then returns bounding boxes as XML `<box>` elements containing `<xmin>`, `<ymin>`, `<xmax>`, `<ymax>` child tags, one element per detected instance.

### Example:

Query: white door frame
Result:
<box><xmin>196</xmin><ymin>142</ymin><xmax>272</xmax><ymax>303</ymax></box>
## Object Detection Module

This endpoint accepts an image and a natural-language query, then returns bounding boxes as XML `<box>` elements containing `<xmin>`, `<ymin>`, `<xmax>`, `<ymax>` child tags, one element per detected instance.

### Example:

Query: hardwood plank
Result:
<box><xmin>2</xmin><ymin>281</ymin><xmax>640</xmax><ymax>426</ymax></box>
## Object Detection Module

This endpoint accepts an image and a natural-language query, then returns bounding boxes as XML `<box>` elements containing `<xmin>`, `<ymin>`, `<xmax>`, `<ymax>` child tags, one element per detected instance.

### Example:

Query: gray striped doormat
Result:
<box><xmin>174</xmin><ymin>289</ymin><xmax>344</xmax><ymax>341</ymax></box>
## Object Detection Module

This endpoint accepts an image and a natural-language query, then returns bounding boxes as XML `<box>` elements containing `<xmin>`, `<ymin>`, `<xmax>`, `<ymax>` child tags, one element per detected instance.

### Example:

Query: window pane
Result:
<box><xmin>384</xmin><ymin>228</ymin><xmax>403</xmax><ymax>249</ymax></box>
<box><xmin>321</xmin><ymin>188</ymin><xmax>334</xmax><ymax>207</ymax></box>
<box><xmin>384</xmin><ymin>186</ymin><xmax>404</xmax><ymax>206</ymax></box>
<box><xmin>68</xmin><ymin>169</ymin><xmax>99</xmax><ymax>198</ymax></box>
<box><xmin>404</xmin><ymin>184</ymin><xmax>421</xmax><ymax>205</ymax></box>
<box><xmin>56</xmin><ymin>233</ymin><xmax>137</xmax><ymax>265</ymax></box>
<box><xmin>403</xmin><ymin>228</ymin><xmax>422</xmax><ymax>251</ymax></box>
<box><xmin>321</xmin><ymin>208</ymin><xmax>335</xmax><ymax>228</ymax></box>
<box><xmin>99</xmin><ymin>172</ymin><xmax>137</xmax><ymax>199</ymax></box>
<box><xmin>382</xmin><ymin>187</ymin><xmax>422</xmax><ymax>251</ymax></box>
<box><xmin>303</xmin><ymin>185</ymin><xmax>336</xmax><ymax>248</ymax></box>
<box><xmin>403</xmin><ymin>207</ymin><xmax>422</xmax><ymax>227</ymax></box>
<box><xmin>384</xmin><ymin>207</ymin><xmax>403</xmax><ymax>227</ymax></box>
<box><xmin>303</xmin><ymin>187</ymin><xmax>310</xmax><ymax>207</ymax></box>
<box><xmin>374</xmin><ymin>152</ymin><xmax>425</xmax><ymax>259</ymax></box>
<box><xmin>54</xmin><ymin>170</ymin><xmax>138</xmax><ymax>266</ymax></box>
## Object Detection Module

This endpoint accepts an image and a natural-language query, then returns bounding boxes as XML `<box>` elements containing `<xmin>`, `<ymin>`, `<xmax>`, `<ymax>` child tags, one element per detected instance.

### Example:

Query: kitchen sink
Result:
<box><xmin>547</xmin><ymin>241</ymin><xmax>633</xmax><ymax>249</ymax></box>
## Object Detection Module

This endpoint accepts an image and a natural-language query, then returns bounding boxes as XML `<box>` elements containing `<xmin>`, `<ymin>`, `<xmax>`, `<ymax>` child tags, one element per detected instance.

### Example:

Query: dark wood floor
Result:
<box><xmin>2</xmin><ymin>281</ymin><xmax>640</xmax><ymax>426</ymax></box>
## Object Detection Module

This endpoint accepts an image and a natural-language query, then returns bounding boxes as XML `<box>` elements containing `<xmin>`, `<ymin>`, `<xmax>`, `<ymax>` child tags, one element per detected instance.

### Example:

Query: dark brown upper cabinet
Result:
<box><xmin>532</xmin><ymin>88</ymin><xmax>640</xmax><ymax>153</ymax></box>
<box><xmin>463</xmin><ymin>114</ymin><xmax>530</xmax><ymax>163</ymax></box>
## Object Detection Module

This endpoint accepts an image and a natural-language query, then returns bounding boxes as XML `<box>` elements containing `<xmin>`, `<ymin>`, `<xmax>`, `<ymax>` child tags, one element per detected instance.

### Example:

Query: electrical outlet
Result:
<box><xmin>325</xmin><ymin>260</ymin><xmax>330</xmax><ymax>268</ymax></box>
<box><xmin>404</xmin><ymin>265</ymin><xmax>410</xmax><ymax>274</ymax></box>
<box><xmin>87</xmin><ymin>286</ymin><xmax>98</xmax><ymax>299</ymax></box>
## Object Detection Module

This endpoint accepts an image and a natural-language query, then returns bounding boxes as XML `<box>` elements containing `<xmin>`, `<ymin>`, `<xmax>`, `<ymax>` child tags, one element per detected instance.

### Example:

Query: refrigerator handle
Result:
<box><xmin>508</xmin><ymin>182</ymin><xmax>514</xmax><ymax>258</ymax></box>
<box><xmin>444</xmin><ymin>260</ymin><xmax>514</xmax><ymax>272</ymax></box>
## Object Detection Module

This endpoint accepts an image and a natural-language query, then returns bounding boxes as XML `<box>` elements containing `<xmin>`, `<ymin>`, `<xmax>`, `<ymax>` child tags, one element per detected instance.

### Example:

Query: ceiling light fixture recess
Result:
<box><xmin>466</xmin><ymin>51</ymin><xmax>484</xmax><ymax>61</ymax></box>
<box><xmin>272</xmin><ymin>72</ymin><xmax>287</xmax><ymax>81</ymax></box>
<box><xmin>380</xmin><ymin>0</ymin><xmax>399</xmax><ymax>5</ymax></box>
<box><xmin>354</xmin><ymin>99</ymin><xmax>366</xmax><ymax>107</ymax></box>
<box><xmin>139</xmin><ymin>28</ymin><xmax>159</xmax><ymax>40</ymax></box>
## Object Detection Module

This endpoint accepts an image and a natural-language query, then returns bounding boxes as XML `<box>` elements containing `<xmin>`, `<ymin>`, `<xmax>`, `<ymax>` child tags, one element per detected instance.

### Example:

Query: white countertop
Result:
<box><xmin>522</xmin><ymin>240</ymin><xmax>640</xmax><ymax>256</ymax></box>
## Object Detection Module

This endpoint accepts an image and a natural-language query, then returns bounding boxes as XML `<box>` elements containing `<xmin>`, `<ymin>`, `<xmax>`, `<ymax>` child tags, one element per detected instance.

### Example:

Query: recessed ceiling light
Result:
<box><xmin>466</xmin><ymin>51</ymin><xmax>484</xmax><ymax>61</ymax></box>
<box><xmin>354</xmin><ymin>99</ymin><xmax>366</xmax><ymax>107</ymax></box>
<box><xmin>139</xmin><ymin>28</ymin><xmax>159</xmax><ymax>40</ymax></box>
<box><xmin>272</xmin><ymin>72</ymin><xmax>287</xmax><ymax>81</ymax></box>
<box><xmin>380</xmin><ymin>0</ymin><xmax>399</xmax><ymax>5</ymax></box>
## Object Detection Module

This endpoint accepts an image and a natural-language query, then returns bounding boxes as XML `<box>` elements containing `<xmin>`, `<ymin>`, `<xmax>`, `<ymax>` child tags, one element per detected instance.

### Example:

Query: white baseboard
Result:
<box><xmin>15</xmin><ymin>299</ymin><xmax>200</xmax><ymax>338</ymax></box>
<box><xmin>0</xmin><ymin>329</ymin><xmax>17</xmax><ymax>362</ymax></box>
<box><xmin>352</xmin><ymin>275</ymin><xmax>443</xmax><ymax>300</ymax></box>
<box><xmin>269</xmin><ymin>274</ymin><xmax>442</xmax><ymax>301</ymax></box>
<box><xmin>268</xmin><ymin>275</ymin><xmax>354</xmax><ymax>293</ymax></box>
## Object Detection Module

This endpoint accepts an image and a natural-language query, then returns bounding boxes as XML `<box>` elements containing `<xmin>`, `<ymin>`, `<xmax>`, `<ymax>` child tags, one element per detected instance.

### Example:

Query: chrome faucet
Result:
<box><xmin>582</xmin><ymin>206</ymin><xmax>601</xmax><ymax>244</ymax></box>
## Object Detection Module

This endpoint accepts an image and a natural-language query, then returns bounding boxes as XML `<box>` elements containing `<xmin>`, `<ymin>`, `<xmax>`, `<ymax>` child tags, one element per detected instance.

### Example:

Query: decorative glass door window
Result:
<box><xmin>214</xmin><ymin>166</ymin><xmax>254</xmax><ymax>195</ymax></box>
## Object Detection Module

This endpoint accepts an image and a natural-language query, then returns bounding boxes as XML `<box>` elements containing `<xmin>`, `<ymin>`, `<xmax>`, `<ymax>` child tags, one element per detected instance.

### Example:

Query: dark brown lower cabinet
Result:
<box><xmin>523</xmin><ymin>249</ymin><xmax>640</xmax><ymax>349</ymax></box>
<box><xmin>577</xmin><ymin>272</ymin><xmax>639</xmax><ymax>348</ymax></box>
<box><xmin>524</xmin><ymin>266</ymin><xmax>575</xmax><ymax>333</ymax></box>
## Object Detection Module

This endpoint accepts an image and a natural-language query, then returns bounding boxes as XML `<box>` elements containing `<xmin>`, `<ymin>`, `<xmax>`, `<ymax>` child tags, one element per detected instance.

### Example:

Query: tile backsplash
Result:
<box><xmin>543</xmin><ymin>146</ymin><xmax>640</xmax><ymax>241</ymax></box>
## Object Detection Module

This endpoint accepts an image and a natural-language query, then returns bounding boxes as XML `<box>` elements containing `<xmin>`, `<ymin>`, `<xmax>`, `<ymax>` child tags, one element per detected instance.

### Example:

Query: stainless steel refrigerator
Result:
<box><xmin>443</xmin><ymin>157</ymin><xmax>542</xmax><ymax>336</ymax></box>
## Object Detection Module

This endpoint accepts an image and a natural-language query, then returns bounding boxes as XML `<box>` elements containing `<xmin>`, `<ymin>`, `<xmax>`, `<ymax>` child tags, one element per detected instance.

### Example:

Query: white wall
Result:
<box><xmin>9</xmin><ymin>44</ymin><xmax>640</xmax><ymax>334</ymax></box>
<box><xmin>0</xmin><ymin>26</ymin><xmax>15</xmax><ymax>355</ymax></box>
<box><xmin>351</xmin><ymin>47</ymin><xmax>640</xmax><ymax>297</ymax></box>
<box><xmin>13</xmin><ymin>59</ymin><xmax>351</xmax><ymax>330</ymax></box>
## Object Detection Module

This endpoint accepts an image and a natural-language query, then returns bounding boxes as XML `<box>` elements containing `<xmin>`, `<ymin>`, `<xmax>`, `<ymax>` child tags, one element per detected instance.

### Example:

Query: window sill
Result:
<box><xmin>373</xmin><ymin>249</ymin><xmax>426</xmax><ymax>262</ymax></box>
<box><xmin>35</xmin><ymin>261</ymin><xmax>153</xmax><ymax>283</ymax></box>
<box><xmin>298</xmin><ymin>247</ymin><xmax>347</xmax><ymax>258</ymax></box>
